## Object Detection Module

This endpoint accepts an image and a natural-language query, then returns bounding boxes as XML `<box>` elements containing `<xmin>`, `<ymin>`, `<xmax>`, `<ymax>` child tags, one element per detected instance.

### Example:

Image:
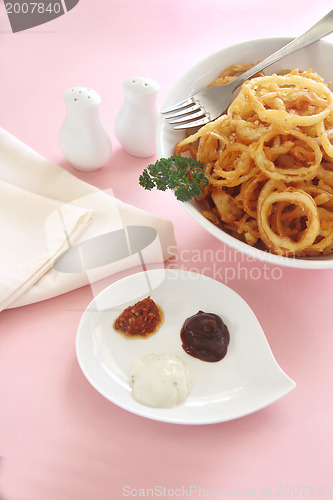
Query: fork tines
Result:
<box><xmin>161</xmin><ymin>98</ymin><xmax>210</xmax><ymax>129</ymax></box>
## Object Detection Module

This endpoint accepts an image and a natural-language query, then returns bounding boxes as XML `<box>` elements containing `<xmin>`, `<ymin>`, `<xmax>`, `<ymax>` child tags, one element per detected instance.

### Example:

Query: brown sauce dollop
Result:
<box><xmin>180</xmin><ymin>310</ymin><xmax>230</xmax><ymax>362</ymax></box>
<box><xmin>114</xmin><ymin>296</ymin><xmax>162</xmax><ymax>337</ymax></box>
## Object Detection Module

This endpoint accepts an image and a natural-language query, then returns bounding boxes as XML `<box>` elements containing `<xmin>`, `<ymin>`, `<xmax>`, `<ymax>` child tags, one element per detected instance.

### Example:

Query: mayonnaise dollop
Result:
<box><xmin>130</xmin><ymin>353</ymin><xmax>192</xmax><ymax>408</ymax></box>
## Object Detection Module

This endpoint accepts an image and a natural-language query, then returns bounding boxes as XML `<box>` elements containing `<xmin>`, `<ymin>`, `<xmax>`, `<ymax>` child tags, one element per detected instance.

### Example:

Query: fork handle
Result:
<box><xmin>227</xmin><ymin>9</ymin><xmax>333</xmax><ymax>91</ymax></box>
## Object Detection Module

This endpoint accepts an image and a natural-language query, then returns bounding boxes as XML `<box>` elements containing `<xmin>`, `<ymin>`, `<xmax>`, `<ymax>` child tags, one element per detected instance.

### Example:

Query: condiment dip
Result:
<box><xmin>113</xmin><ymin>296</ymin><xmax>162</xmax><ymax>337</ymax></box>
<box><xmin>180</xmin><ymin>310</ymin><xmax>230</xmax><ymax>362</ymax></box>
<box><xmin>130</xmin><ymin>353</ymin><xmax>192</xmax><ymax>408</ymax></box>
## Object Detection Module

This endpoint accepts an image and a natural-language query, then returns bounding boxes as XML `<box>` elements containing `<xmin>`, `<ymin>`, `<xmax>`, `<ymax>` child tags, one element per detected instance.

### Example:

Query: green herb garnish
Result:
<box><xmin>139</xmin><ymin>156</ymin><xmax>208</xmax><ymax>202</ymax></box>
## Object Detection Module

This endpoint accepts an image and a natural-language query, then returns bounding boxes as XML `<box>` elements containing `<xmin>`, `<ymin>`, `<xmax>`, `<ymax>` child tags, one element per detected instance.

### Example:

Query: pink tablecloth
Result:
<box><xmin>1</xmin><ymin>1</ymin><xmax>333</xmax><ymax>498</ymax></box>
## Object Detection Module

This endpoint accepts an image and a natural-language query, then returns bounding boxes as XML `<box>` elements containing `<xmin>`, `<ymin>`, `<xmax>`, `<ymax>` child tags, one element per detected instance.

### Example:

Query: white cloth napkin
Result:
<box><xmin>0</xmin><ymin>128</ymin><xmax>176</xmax><ymax>311</ymax></box>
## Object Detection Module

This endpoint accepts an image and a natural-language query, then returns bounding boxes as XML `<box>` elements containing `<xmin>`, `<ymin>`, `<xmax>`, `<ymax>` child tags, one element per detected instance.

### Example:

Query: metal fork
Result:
<box><xmin>162</xmin><ymin>10</ymin><xmax>333</xmax><ymax>130</ymax></box>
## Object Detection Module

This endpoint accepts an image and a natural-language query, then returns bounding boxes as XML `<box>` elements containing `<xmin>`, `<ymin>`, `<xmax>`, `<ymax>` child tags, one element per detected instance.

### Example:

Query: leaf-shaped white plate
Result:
<box><xmin>76</xmin><ymin>269</ymin><xmax>295</xmax><ymax>424</ymax></box>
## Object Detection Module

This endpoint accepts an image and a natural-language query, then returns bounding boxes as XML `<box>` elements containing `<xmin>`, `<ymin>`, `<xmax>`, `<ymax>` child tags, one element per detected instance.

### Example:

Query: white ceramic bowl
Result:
<box><xmin>156</xmin><ymin>37</ymin><xmax>333</xmax><ymax>269</ymax></box>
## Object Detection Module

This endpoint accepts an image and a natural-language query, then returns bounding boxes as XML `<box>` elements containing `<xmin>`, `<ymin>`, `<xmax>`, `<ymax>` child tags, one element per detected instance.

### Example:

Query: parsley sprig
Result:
<box><xmin>139</xmin><ymin>156</ymin><xmax>208</xmax><ymax>202</ymax></box>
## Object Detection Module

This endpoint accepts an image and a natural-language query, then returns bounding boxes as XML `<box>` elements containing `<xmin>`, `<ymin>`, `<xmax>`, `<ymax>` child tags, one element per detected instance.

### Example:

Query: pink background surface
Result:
<box><xmin>1</xmin><ymin>0</ymin><xmax>333</xmax><ymax>498</ymax></box>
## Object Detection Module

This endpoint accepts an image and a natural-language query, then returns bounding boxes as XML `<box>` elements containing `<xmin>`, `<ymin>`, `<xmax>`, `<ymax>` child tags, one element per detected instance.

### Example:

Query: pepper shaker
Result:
<box><xmin>59</xmin><ymin>87</ymin><xmax>112</xmax><ymax>172</ymax></box>
<box><xmin>115</xmin><ymin>77</ymin><xmax>160</xmax><ymax>158</ymax></box>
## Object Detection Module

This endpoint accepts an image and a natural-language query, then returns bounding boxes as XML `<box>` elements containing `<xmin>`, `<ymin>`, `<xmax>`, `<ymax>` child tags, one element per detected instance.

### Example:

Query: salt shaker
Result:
<box><xmin>59</xmin><ymin>87</ymin><xmax>112</xmax><ymax>172</ymax></box>
<box><xmin>115</xmin><ymin>77</ymin><xmax>160</xmax><ymax>158</ymax></box>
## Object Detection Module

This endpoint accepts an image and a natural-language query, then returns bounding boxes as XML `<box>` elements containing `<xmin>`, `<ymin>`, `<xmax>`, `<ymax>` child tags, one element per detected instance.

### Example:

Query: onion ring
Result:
<box><xmin>258</xmin><ymin>187</ymin><xmax>320</xmax><ymax>254</ymax></box>
<box><xmin>253</xmin><ymin>128</ymin><xmax>322</xmax><ymax>181</ymax></box>
<box><xmin>243</xmin><ymin>74</ymin><xmax>333</xmax><ymax>128</ymax></box>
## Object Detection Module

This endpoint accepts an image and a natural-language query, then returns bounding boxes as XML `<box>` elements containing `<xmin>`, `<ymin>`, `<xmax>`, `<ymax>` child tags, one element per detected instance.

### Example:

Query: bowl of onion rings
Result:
<box><xmin>157</xmin><ymin>37</ymin><xmax>333</xmax><ymax>268</ymax></box>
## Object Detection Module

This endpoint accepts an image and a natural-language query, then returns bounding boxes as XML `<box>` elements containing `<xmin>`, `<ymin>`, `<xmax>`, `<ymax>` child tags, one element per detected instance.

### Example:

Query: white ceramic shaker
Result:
<box><xmin>59</xmin><ymin>87</ymin><xmax>112</xmax><ymax>172</ymax></box>
<box><xmin>115</xmin><ymin>77</ymin><xmax>160</xmax><ymax>158</ymax></box>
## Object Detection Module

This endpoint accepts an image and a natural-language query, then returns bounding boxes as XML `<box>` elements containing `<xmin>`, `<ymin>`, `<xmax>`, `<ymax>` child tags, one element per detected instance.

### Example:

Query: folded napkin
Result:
<box><xmin>0</xmin><ymin>128</ymin><xmax>176</xmax><ymax>311</ymax></box>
